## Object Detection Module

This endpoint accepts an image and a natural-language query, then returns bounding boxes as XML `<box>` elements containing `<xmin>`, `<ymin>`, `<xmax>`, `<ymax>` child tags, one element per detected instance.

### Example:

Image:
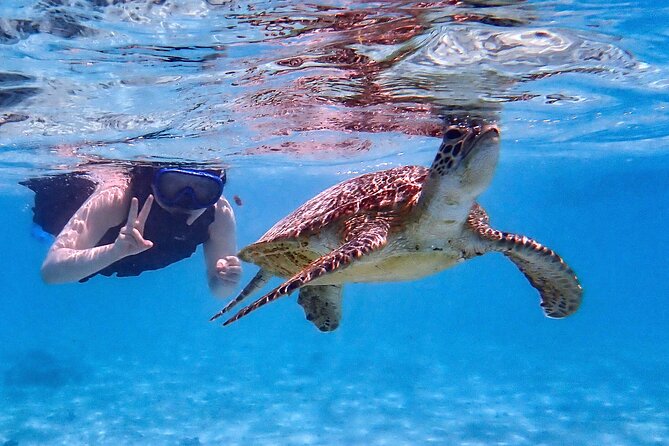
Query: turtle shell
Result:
<box><xmin>240</xmin><ymin>165</ymin><xmax>429</xmax><ymax>269</ymax></box>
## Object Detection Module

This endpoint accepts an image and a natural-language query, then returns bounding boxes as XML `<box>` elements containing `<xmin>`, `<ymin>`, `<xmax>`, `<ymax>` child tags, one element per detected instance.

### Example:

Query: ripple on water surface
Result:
<box><xmin>0</xmin><ymin>0</ymin><xmax>664</xmax><ymax>182</ymax></box>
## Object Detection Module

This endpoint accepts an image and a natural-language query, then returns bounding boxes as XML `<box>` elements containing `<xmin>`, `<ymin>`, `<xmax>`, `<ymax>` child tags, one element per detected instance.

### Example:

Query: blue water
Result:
<box><xmin>1</xmin><ymin>1</ymin><xmax>668</xmax><ymax>445</ymax></box>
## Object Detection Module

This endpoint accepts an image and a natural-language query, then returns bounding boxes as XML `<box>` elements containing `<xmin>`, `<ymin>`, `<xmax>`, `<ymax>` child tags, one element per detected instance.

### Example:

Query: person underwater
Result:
<box><xmin>22</xmin><ymin>163</ymin><xmax>241</xmax><ymax>298</ymax></box>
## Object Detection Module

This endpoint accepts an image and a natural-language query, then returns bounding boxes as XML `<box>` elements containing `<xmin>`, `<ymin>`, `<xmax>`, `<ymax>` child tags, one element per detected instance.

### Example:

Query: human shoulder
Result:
<box><xmin>87</xmin><ymin>165</ymin><xmax>131</xmax><ymax>189</ymax></box>
<box><xmin>75</xmin><ymin>166</ymin><xmax>132</xmax><ymax>221</ymax></box>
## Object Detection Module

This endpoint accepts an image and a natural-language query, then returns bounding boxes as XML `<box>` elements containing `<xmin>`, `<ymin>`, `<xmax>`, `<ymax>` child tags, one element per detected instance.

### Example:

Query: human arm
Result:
<box><xmin>203</xmin><ymin>195</ymin><xmax>242</xmax><ymax>298</ymax></box>
<box><xmin>40</xmin><ymin>180</ymin><xmax>155</xmax><ymax>284</ymax></box>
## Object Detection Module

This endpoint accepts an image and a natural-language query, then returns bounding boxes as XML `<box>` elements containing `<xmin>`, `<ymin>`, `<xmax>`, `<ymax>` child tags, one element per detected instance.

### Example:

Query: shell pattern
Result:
<box><xmin>250</xmin><ymin>165</ymin><xmax>428</xmax><ymax>246</ymax></box>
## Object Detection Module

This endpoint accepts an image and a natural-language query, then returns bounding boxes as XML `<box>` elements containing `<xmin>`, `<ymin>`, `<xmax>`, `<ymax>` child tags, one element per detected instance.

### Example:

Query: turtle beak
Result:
<box><xmin>465</xmin><ymin>124</ymin><xmax>499</xmax><ymax>158</ymax></box>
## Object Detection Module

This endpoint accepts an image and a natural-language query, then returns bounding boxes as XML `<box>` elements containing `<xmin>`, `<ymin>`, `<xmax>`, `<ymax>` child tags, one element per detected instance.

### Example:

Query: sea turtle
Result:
<box><xmin>211</xmin><ymin>118</ymin><xmax>582</xmax><ymax>331</ymax></box>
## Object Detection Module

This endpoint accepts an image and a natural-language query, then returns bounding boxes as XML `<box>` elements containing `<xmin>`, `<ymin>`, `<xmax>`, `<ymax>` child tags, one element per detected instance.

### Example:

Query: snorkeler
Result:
<box><xmin>22</xmin><ymin>163</ymin><xmax>242</xmax><ymax>298</ymax></box>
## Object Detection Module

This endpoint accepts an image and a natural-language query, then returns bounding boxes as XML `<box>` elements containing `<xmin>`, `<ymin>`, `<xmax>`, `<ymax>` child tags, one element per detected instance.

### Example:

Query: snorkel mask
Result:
<box><xmin>152</xmin><ymin>168</ymin><xmax>225</xmax><ymax>211</ymax></box>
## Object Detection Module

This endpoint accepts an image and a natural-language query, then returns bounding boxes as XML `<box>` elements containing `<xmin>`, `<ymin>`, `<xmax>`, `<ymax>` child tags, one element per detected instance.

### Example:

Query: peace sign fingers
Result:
<box><xmin>137</xmin><ymin>194</ymin><xmax>154</xmax><ymax>233</ymax></box>
<box><xmin>114</xmin><ymin>196</ymin><xmax>155</xmax><ymax>258</ymax></box>
<box><xmin>124</xmin><ymin>197</ymin><xmax>140</xmax><ymax>231</ymax></box>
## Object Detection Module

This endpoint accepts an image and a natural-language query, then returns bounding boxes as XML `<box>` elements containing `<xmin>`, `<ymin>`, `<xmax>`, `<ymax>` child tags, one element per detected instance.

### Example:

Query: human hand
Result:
<box><xmin>113</xmin><ymin>195</ymin><xmax>154</xmax><ymax>258</ymax></box>
<box><xmin>215</xmin><ymin>255</ymin><xmax>242</xmax><ymax>286</ymax></box>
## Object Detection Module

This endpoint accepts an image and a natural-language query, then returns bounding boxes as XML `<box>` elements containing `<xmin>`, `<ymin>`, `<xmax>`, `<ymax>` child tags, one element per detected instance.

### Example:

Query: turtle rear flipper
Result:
<box><xmin>468</xmin><ymin>204</ymin><xmax>582</xmax><ymax>318</ymax></box>
<box><xmin>210</xmin><ymin>269</ymin><xmax>271</xmax><ymax>321</ymax></box>
<box><xmin>220</xmin><ymin>217</ymin><xmax>390</xmax><ymax>326</ymax></box>
<box><xmin>298</xmin><ymin>285</ymin><xmax>343</xmax><ymax>332</ymax></box>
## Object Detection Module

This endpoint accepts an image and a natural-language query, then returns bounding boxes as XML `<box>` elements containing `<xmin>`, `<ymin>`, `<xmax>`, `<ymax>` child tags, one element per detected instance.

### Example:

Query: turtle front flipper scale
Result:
<box><xmin>219</xmin><ymin>217</ymin><xmax>391</xmax><ymax>327</ymax></box>
<box><xmin>467</xmin><ymin>204</ymin><xmax>582</xmax><ymax>317</ymax></box>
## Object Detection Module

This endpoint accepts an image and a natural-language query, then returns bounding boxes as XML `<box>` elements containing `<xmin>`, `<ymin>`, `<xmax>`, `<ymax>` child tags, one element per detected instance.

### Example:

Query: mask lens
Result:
<box><xmin>154</xmin><ymin>169</ymin><xmax>223</xmax><ymax>210</ymax></box>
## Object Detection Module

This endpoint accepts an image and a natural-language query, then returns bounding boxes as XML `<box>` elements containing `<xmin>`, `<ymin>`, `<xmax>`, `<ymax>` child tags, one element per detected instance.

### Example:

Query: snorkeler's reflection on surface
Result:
<box><xmin>21</xmin><ymin>155</ymin><xmax>241</xmax><ymax>299</ymax></box>
<box><xmin>233</xmin><ymin>0</ymin><xmax>635</xmax><ymax>157</ymax></box>
<box><xmin>212</xmin><ymin>117</ymin><xmax>582</xmax><ymax>331</ymax></box>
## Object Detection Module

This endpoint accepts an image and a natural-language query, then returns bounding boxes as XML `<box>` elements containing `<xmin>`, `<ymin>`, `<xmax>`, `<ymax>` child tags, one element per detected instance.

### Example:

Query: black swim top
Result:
<box><xmin>22</xmin><ymin>164</ymin><xmax>218</xmax><ymax>281</ymax></box>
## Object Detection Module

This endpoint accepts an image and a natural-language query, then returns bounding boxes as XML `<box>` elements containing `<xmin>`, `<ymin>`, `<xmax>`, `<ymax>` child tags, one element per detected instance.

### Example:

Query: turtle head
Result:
<box><xmin>458</xmin><ymin>122</ymin><xmax>500</xmax><ymax>197</ymax></box>
<box><xmin>430</xmin><ymin>119</ymin><xmax>500</xmax><ymax>199</ymax></box>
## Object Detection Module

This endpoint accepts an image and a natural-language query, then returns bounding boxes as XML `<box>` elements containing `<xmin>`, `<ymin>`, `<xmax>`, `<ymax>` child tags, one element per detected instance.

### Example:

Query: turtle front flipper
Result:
<box><xmin>210</xmin><ymin>269</ymin><xmax>271</xmax><ymax>322</ymax></box>
<box><xmin>297</xmin><ymin>285</ymin><xmax>343</xmax><ymax>332</ymax></box>
<box><xmin>220</xmin><ymin>218</ymin><xmax>390</xmax><ymax>327</ymax></box>
<box><xmin>467</xmin><ymin>204</ymin><xmax>583</xmax><ymax>318</ymax></box>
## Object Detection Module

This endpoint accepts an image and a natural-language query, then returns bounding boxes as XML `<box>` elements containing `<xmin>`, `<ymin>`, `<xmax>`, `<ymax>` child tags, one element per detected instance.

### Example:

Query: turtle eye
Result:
<box><xmin>445</xmin><ymin>128</ymin><xmax>463</xmax><ymax>140</ymax></box>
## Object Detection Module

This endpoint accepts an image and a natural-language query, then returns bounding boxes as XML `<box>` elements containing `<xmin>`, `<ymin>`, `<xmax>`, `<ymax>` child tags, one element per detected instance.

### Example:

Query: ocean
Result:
<box><xmin>0</xmin><ymin>1</ymin><xmax>668</xmax><ymax>444</ymax></box>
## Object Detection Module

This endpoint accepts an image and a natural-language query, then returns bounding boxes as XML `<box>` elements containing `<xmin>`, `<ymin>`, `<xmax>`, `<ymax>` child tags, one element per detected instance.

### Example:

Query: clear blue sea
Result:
<box><xmin>1</xmin><ymin>1</ymin><xmax>668</xmax><ymax>445</ymax></box>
